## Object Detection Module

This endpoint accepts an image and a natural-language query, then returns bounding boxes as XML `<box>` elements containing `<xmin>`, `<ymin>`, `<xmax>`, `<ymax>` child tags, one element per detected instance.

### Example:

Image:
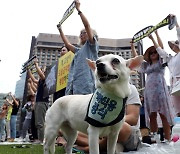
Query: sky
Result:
<box><xmin>0</xmin><ymin>0</ymin><xmax>180</xmax><ymax>94</ymax></box>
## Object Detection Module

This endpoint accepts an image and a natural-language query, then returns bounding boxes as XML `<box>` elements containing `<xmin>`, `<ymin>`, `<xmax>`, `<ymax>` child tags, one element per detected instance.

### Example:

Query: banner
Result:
<box><xmin>44</xmin><ymin>61</ymin><xmax>58</xmax><ymax>97</ymax></box>
<box><xmin>21</xmin><ymin>55</ymin><xmax>36</xmax><ymax>74</ymax></box>
<box><xmin>132</xmin><ymin>26</ymin><xmax>153</xmax><ymax>43</ymax></box>
<box><xmin>56</xmin><ymin>51</ymin><xmax>74</xmax><ymax>91</ymax></box>
<box><xmin>22</xmin><ymin>55</ymin><xmax>36</xmax><ymax>67</ymax></box>
<box><xmin>132</xmin><ymin>14</ymin><xmax>176</xmax><ymax>43</ymax></box>
<box><xmin>59</xmin><ymin>1</ymin><xmax>75</xmax><ymax>26</ymax></box>
<box><xmin>44</xmin><ymin>51</ymin><xmax>74</xmax><ymax>97</ymax></box>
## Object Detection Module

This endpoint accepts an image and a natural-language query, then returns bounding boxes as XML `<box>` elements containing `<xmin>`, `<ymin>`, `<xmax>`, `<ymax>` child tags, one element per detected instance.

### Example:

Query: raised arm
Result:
<box><xmin>130</xmin><ymin>42</ymin><xmax>139</xmax><ymax>57</ymax></box>
<box><xmin>9</xmin><ymin>93</ymin><xmax>19</xmax><ymax>107</ymax></box>
<box><xmin>28</xmin><ymin>78</ymin><xmax>37</xmax><ymax>91</ymax></box>
<box><xmin>5</xmin><ymin>98</ymin><xmax>13</xmax><ymax>106</ymax></box>
<box><xmin>27</xmin><ymin>80</ymin><xmax>37</xmax><ymax>96</ymax></box>
<box><xmin>154</xmin><ymin>30</ymin><xmax>164</xmax><ymax>49</ymax></box>
<box><xmin>169</xmin><ymin>14</ymin><xmax>179</xmax><ymax>28</ymax></box>
<box><xmin>149</xmin><ymin>34</ymin><xmax>169</xmax><ymax>59</ymax></box>
<box><xmin>75</xmin><ymin>0</ymin><xmax>94</xmax><ymax>44</ymax></box>
<box><xmin>28</xmin><ymin>69</ymin><xmax>38</xmax><ymax>84</ymax></box>
<box><xmin>34</xmin><ymin>58</ymin><xmax>45</xmax><ymax>80</ymax></box>
<box><xmin>175</xmin><ymin>15</ymin><xmax>180</xmax><ymax>42</ymax></box>
<box><xmin>57</xmin><ymin>26</ymin><xmax>75</xmax><ymax>53</ymax></box>
<box><xmin>148</xmin><ymin>34</ymin><xmax>159</xmax><ymax>49</ymax></box>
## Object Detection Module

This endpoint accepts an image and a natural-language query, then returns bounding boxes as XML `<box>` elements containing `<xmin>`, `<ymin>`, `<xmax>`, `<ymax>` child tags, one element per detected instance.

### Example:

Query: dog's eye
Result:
<box><xmin>96</xmin><ymin>60</ymin><xmax>101</xmax><ymax>65</ymax></box>
<box><xmin>112</xmin><ymin>58</ymin><xmax>120</xmax><ymax>65</ymax></box>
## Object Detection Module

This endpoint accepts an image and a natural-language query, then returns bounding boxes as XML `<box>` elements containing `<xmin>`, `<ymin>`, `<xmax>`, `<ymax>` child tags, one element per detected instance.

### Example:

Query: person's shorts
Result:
<box><xmin>121</xmin><ymin>127</ymin><xmax>141</xmax><ymax>152</ymax></box>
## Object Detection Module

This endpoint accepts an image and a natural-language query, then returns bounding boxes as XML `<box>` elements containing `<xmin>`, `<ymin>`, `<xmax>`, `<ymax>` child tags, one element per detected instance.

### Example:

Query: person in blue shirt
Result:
<box><xmin>57</xmin><ymin>0</ymin><xmax>99</xmax><ymax>95</ymax></box>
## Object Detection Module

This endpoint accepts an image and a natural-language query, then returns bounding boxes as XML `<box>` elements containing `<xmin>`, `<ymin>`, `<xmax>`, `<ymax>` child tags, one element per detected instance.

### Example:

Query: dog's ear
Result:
<box><xmin>126</xmin><ymin>55</ymin><xmax>144</xmax><ymax>70</ymax></box>
<box><xmin>86</xmin><ymin>58</ymin><xmax>96</xmax><ymax>71</ymax></box>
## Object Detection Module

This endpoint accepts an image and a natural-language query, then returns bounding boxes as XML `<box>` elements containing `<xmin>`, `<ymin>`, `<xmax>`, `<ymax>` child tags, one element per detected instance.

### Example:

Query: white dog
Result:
<box><xmin>43</xmin><ymin>54</ymin><xmax>143</xmax><ymax>154</ymax></box>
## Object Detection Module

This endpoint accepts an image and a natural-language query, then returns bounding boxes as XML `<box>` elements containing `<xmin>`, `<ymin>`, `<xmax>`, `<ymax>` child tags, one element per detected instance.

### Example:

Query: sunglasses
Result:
<box><xmin>149</xmin><ymin>51</ymin><xmax>157</xmax><ymax>55</ymax></box>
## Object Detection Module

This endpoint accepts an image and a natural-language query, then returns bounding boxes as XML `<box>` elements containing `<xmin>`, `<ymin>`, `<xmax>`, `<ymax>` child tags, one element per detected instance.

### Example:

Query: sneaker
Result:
<box><xmin>161</xmin><ymin>139</ymin><xmax>170</xmax><ymax>144</ymax></box>
<box><xmin>23</xmin><ymin>138</ymin><xmax>27</xmax><ymax>142</ymax></box>
<box><xmin>150</xmin><ymin>132</ymin><xmax>160</xmax><ymax>144</ymax></box>
<box><xmin>16</xmin><ymin>137</ymin><xmax>23</xmax><ymax>141</ymax></box>
<box><xmin>72</xmin><ymin>147</ymin><xmax>85</xmax><ymax>154</ymax></box>
<box><xmin>1</xmin><ymin>135</ymin><xmax>6</xmax><ymax>142</ymax></box>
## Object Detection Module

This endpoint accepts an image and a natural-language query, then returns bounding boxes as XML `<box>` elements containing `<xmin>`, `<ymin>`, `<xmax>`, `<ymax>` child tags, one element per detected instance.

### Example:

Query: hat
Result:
<box><xmin>143</xmin><ymin>46</ymin><xmax>156</xmax><ymax>62</ymax></box>
<box><xmin>168</xmin><ymin>40</ymin><xmax>180</xmax><ymax>52</ymax></box>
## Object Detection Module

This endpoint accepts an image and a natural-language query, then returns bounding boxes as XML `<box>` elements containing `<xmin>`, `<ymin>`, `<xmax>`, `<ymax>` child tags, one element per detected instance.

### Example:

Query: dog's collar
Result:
<box><xmin>85</xmin><ymin>88</ymin><xmax>127</xmax><ymax>127</ymax></box>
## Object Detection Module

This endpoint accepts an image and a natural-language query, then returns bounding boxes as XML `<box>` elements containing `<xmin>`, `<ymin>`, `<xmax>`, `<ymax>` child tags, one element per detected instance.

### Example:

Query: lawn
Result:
<box><xmin>0</xmin><ymin>144</ymin><xmax>65</xmax><ymax>154</ymax></box>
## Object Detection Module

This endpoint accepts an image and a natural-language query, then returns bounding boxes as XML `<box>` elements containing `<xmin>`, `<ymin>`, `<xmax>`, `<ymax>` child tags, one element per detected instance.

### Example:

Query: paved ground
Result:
<box><xmin>120</xmin><ymin>142</ymin><xmax>179</xmax><ymax>154</ymax></box>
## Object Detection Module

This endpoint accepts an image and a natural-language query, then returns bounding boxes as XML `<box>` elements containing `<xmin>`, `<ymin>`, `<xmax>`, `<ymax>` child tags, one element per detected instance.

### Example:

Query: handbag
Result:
<box><xmin>171</xmin><ymin>80</ymin><xmax>180</xmax><ymax>96</ymax></box>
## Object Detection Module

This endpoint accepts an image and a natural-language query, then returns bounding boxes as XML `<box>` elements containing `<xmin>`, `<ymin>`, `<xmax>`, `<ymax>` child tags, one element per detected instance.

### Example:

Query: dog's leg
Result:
<box><xmin>88</xmin><ymin>125</ymin><xmax>100</xmax><ymax>154</ymax></box>
<box><xmin>44</xmin><ymin>108</ymin><xmax>62</xmax><ymax>154</ymax></box>
<box><xmin>115</xmin><ymin>142</ymin><xmax>124</xmax><ymax>153</ymax></box>
<box><xmin>107</xmin><ymin>131</ymin><xmax>119</xmax><ymax>154</ymax></box>
<box><xmin>62</xmin><ymin>126</ymin><xmax>77</xmax><ymax>154</ymax></box>
<box><xmin>44</xmin><ymin>128</ymin><xmax>58</xmax><ymax>154</ymax></box>
<box><xmin>49</xmin><ymin>138</ymin><xmax>56</xmax><ymax>154</ymax></box>
<box><xmin>43</xmin><ymin>138</ymin><xmax>56</xmax><ymax>154</ymax></box>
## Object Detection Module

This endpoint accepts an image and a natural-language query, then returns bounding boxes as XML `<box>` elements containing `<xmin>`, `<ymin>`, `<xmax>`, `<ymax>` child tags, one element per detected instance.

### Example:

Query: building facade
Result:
<box><xmin>25</xmin><ymin>33</ymin><xmax>144</xmax><ymax>93</ymax></box>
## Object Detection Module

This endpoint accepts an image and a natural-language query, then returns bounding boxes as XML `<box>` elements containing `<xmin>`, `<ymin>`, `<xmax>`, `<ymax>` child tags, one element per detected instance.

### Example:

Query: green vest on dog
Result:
<box><xmin>85</xmin><ymin>88</ymin><xmax>127</xmax><ymax>127</ymax></box>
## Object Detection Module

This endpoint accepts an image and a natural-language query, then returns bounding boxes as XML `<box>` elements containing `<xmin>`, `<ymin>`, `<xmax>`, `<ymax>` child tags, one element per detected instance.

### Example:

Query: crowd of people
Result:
<box><xmin>0</xmin><ymin>92</ymin><xmax>20</xmax><ymax>142</ymax></box>
<box><xmin>0</xmin><ymin>0</ymin><xmax>180</xmax><ymax>153</ymax></box>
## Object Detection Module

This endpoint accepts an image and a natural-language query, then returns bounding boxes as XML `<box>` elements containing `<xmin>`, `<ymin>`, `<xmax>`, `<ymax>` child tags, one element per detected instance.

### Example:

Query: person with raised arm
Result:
<box><xmin>131</xmin><ymin>31</ymin><xmax>175</xmax><ymax>142</ymax></box>
<box><xmin>57</xmin><ymin>0</ymin><xmax>99</xmax><ymax>95</ymax></box>
<box><xmin>28</xmin><ymin>58</ymin><xmax>49</xmax><ymax>144</ymax></box>
<box><xmin>148</xmin><ymin>14</ymin><xmax>180</xmax><ymax>117</ymax></box>
<box><xmin>7</xmin><ymin>93</ymin><xmax>20</xmax><ymax>142</ymax></box>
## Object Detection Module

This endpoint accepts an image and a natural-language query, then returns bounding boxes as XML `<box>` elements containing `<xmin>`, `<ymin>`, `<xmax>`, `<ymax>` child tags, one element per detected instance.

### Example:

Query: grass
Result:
<box><xmin>0</xmin><ymin>144</ymin><xmax>65</xmax><ymax>154</ymax></box>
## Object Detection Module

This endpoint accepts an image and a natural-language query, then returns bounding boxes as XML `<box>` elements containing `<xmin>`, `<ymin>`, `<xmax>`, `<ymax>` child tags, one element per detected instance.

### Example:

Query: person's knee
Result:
<box><xmin>118</xmin><ymin>123</ymin><xmax>131</xmax><ymax>143</ymax></box>
<box><xmin>120</xmin><ymin>128</ymin><xmax>141</xmax><ymax>152</ymax></box>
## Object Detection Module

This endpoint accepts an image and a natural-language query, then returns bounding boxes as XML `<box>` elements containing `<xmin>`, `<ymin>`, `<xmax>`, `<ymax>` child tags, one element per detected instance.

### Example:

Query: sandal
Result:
<box><xmin>72</xmin><ymin>147</ymin><xmax>85</xmax><ymax>154</ymax></box>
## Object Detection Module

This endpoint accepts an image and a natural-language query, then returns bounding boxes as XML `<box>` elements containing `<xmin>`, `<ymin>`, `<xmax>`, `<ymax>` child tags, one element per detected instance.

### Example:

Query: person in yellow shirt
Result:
<box><xmin>5</xmin><ymin>98</ymin><xmax>13</xmax><ymax>140</ymax></box>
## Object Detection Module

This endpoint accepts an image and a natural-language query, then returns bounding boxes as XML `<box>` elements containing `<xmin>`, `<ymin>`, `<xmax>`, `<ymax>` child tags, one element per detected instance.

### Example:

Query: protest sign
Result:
<box><xmin>132</xmin><ymin>14</ymin><xmax>176</xmax><ymax>43</ymax></box>
<box><xmin>44</xmin><ymin>51</ymin><xmax>74</xmax><ymax>97</ymax></box>
<box><xmin>56</xmin><ymin>51</ymin><xmax>74</xmax><ymax>91</ymax></box>
<box><xmin>21</xmin><ymin>55</ymin><xmax>36</xmax><ymax>74</ymax></box>
<box><xmin>59</xmin><ymin>1</ymin><xmax>75</xmax><ymax>26</ymax></box>
<box><xmin>44</xmin><ymin>61</ymin><xmax>58</xmax><ymax>97</ymax></box>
